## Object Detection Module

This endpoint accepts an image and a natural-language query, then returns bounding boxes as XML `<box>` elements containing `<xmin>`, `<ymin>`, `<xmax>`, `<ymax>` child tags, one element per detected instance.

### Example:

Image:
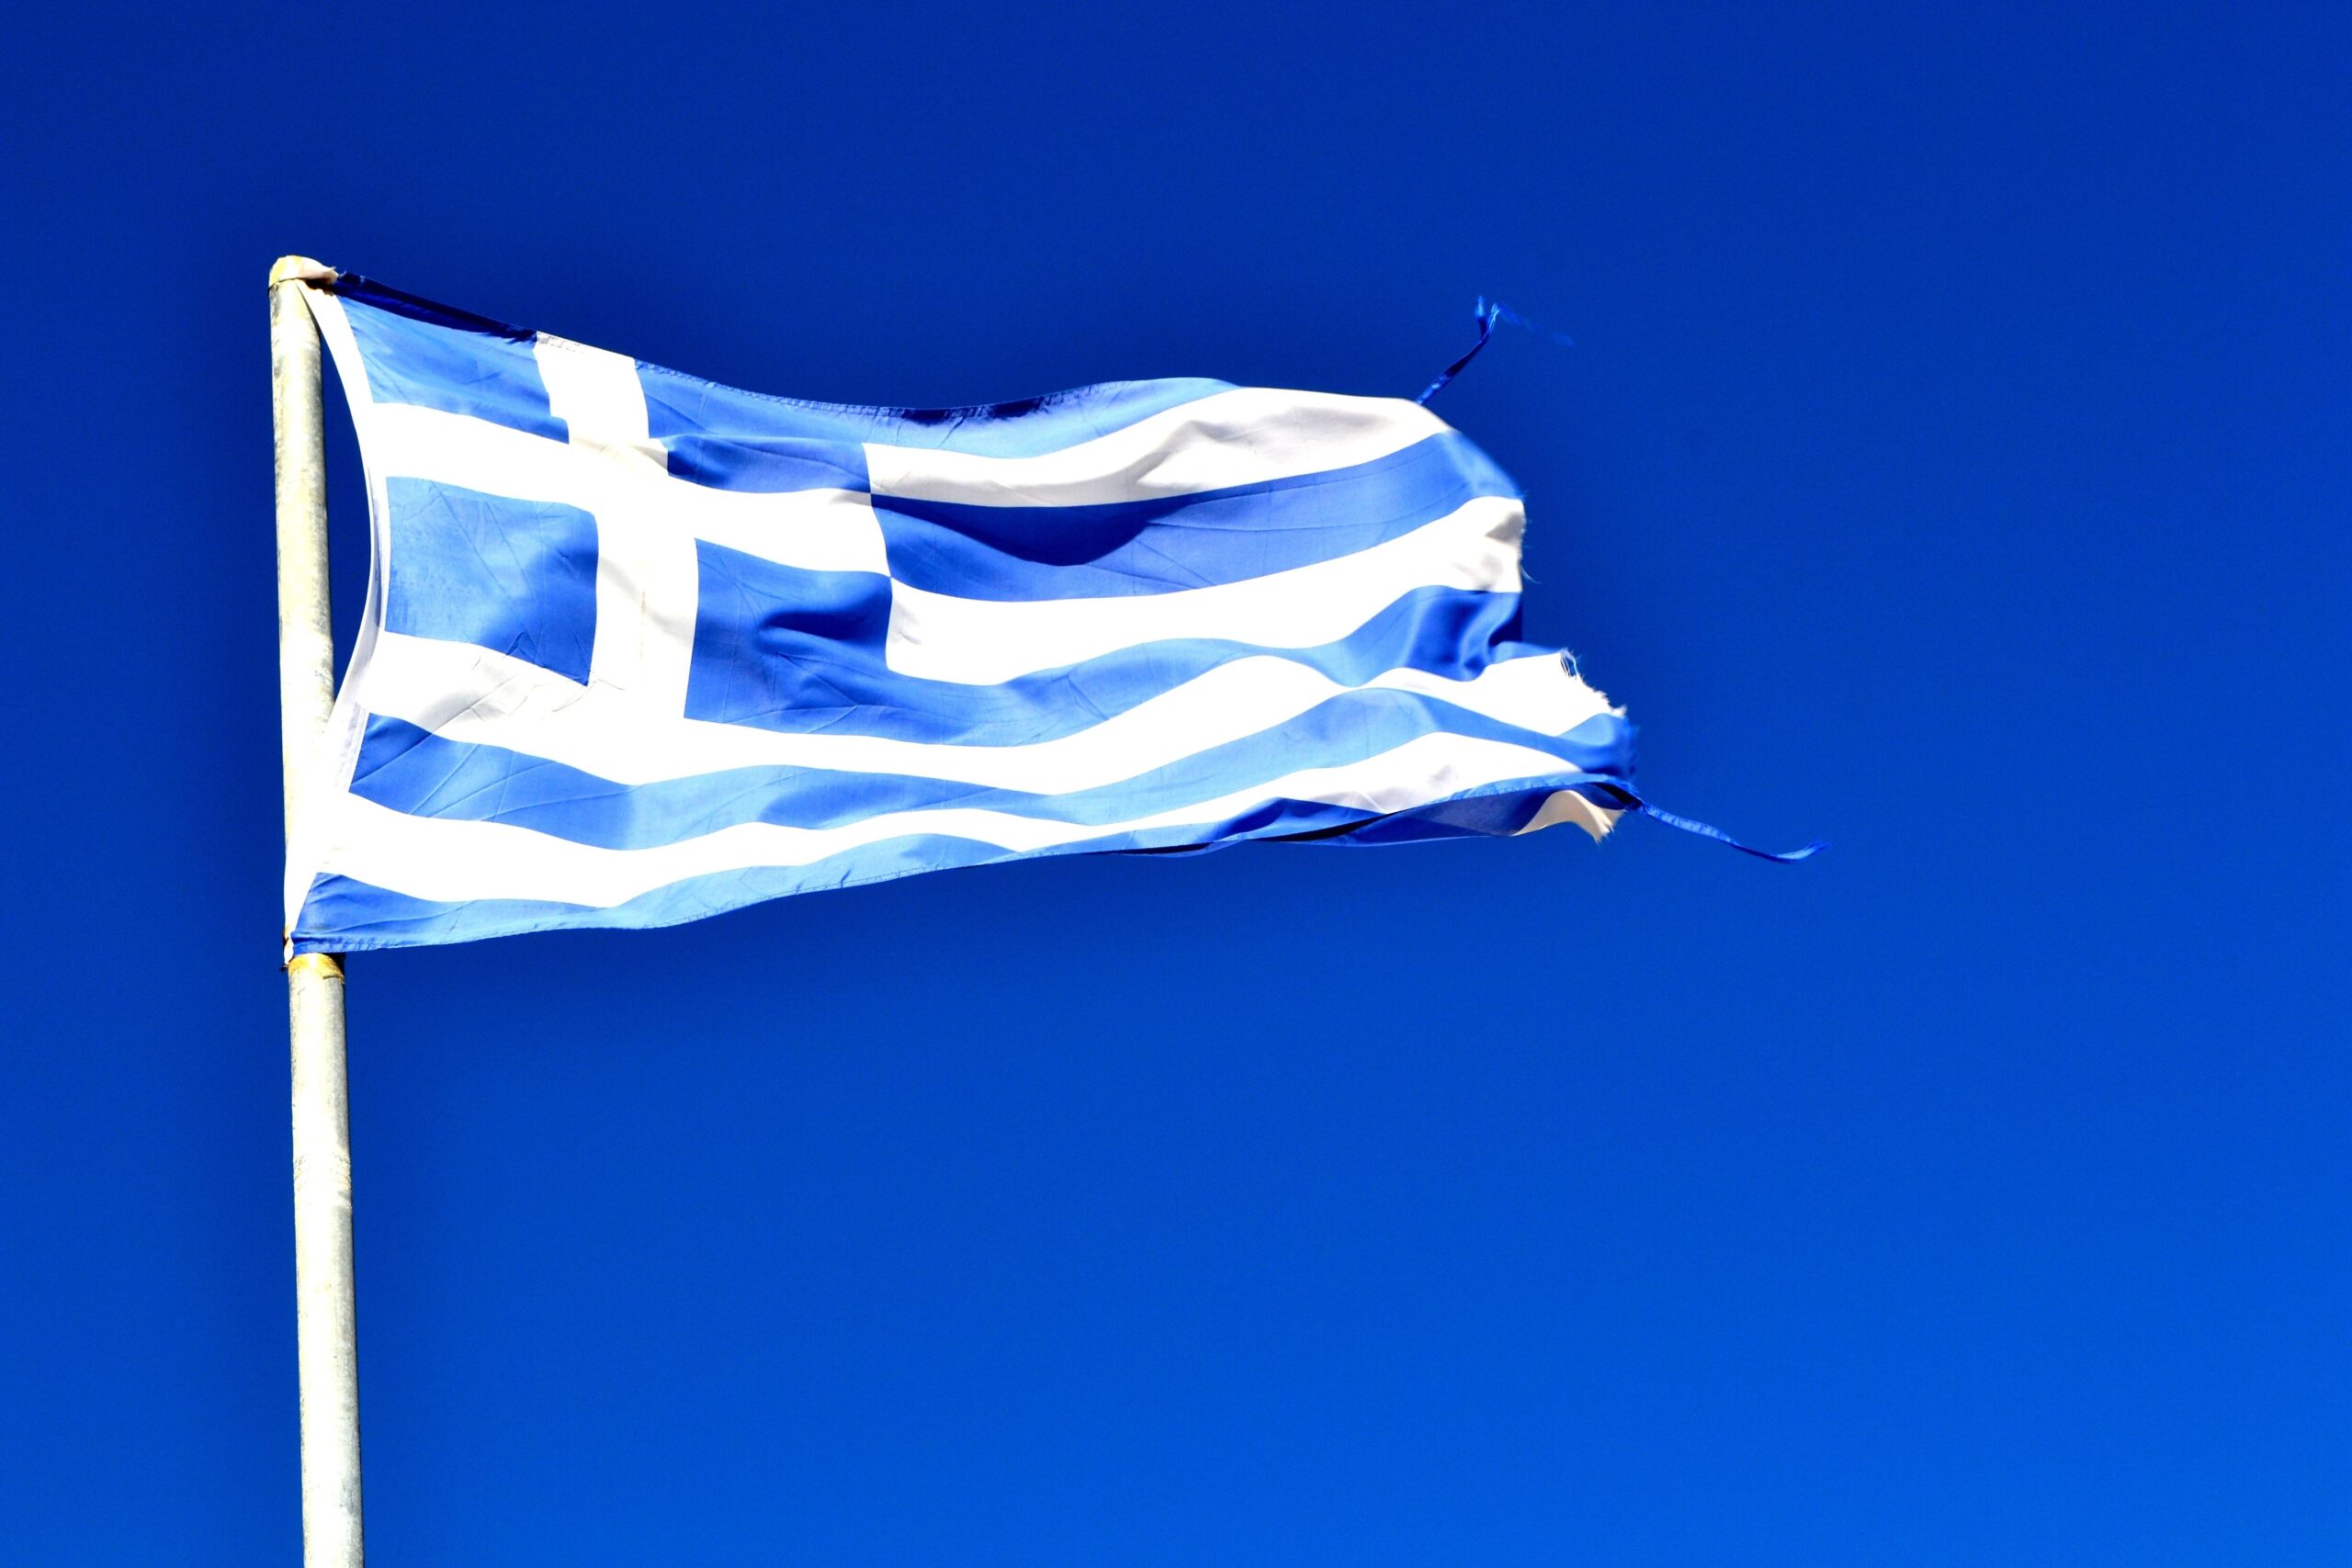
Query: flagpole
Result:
<box><xmin>271</xmin><ymin>254</ymin><xmax>366</xmax><ymax>1568</ymax></box>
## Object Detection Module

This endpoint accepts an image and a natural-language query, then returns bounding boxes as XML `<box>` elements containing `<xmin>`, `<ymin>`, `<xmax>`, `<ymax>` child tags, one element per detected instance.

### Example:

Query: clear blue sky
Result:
<box><xmin>3</xmin><ymin>3</ymin><xmax>2345</xmax><ymax>1562</ymax></box>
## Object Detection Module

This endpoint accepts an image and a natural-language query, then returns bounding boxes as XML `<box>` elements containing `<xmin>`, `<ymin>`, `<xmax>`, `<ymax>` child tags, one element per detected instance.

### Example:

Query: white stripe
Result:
<box><xmin>362</xmin><ymin>402</ymin><xmax>888</xmax><ymax>574</ymax></box>
<box><xmin>885</xmin><ymin>494</ymin><xmax>1523</xmax><ymax>685</ymax></box>
<box><xmin>863</xmin><ymin>387</ymin><xmax>1449</xmax><ymax>507</ymax></box>
<box><xmin>535</xmin><ymin>336</ymin><xmax>701</xmax><ymax>710</ymax></box>
<box><xmin>356</xmin><ymin>631</ymin><xmax>1612</xmax><ymax>794</ymax></box>
<box><xmin>313</xmin><ymin>731</ymin><xmax>1590</xmax><ymax>908</ymax></box>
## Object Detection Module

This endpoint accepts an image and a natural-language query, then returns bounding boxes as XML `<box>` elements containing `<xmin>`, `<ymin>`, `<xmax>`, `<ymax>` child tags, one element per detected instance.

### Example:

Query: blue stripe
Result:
<box><xmin>874</xmin><ymin>432</ymin><xmax>1517</xmax><ymax>601</ymax></box>
<box><xmin>686</xmin><ymin>558</ymin><xmax>1528</xmax><ymax>744</ymax></box>
<box><xmin>640</xmin><ymin>364</ymin><xmax>1236</xmax><ymax>479</ymax></box>
<box><xmin>864</xmin><ymin>378</ymin><xmax>1238</xmax><ymax>457</ymax></box>
<box><xmin>292</xmin><ymin>771</ymin><xmax>1608</xmax><ymax>953</ymax></box>
<box><xmin>346</xmin><ymin>704</ymin><xmax>1633</xmax><ymax>851</ymax></box>
<box><xmin>662</xmin><ymin>434</ymin><xmax>869</xmax><ymax>494</ymax></box>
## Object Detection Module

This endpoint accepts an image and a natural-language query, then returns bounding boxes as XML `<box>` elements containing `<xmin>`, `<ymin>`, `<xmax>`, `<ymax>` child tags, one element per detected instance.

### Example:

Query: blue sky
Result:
<box><xmin>2</xmin><ymin>3</ymin><xmax>2345</xmax><ymax>1562</ymax></box>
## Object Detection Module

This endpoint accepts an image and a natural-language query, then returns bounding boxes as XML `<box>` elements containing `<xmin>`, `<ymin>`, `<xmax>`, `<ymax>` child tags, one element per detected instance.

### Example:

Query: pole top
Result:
<box><xmin>270</xmin><ymin>255</ymin><xmax>336</xmax><ymax>289</ymax></box>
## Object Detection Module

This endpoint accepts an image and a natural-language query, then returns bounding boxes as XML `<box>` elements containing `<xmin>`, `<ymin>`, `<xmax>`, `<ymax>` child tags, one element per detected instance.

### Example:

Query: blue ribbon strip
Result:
<box><xmin>1636</xmin><ymin>803</ymin><xmax>1826</xmax><ymax>863</ymax></box>
<box><xmin>1416</xmin><ymin>297</ymin><xmax>1577</xmax><ymax>403</ymax></box>
<box><xmin>1571</xmin><ymin>782</ymin><xmax>1824</xmax><ymax>863</ymax></box>
<box><xmin>1416</xmin><ymin>299</ymin><xmax>1500</xmax><ymax>403</ymax></box>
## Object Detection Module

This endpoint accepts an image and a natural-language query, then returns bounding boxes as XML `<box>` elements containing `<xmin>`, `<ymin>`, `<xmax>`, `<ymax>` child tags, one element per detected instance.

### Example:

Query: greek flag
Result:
<box><xmin>285</xmin><ymin>274</ymin><xmax>1689</xmax><ymax>954</ymax></box>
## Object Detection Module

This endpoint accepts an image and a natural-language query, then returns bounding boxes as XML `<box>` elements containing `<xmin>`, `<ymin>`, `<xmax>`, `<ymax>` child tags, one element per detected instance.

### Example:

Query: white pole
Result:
<box><xmin>271</xmin><ymin>254</ymin><xmax>365</xmax><ymax>1568</ymax></box>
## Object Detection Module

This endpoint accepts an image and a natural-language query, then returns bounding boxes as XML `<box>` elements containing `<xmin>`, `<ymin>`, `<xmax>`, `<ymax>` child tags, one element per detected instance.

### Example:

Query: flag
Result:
<box><xmin>285</xmin><ymin>273</ymin><xmax>1655</xmax><ymax>953</ymax></box>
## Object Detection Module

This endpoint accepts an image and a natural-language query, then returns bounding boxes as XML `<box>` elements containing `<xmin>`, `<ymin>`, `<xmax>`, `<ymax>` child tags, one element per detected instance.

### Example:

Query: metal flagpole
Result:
<box><xmin>271</xmin><ymin>254</ymin><xmax>366</xmax><ymax>1568</ymax></box>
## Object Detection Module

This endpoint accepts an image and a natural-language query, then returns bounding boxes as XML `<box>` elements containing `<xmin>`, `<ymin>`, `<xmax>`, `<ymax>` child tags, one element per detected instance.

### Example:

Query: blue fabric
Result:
<box><xmin>339</xmin><ymin>284</ymin><xmax>568</xmax><ymax>442</ymax></box>
<box><xmin>383</xmin><ymin>477</ymin><xmax>600</xmax><ymax>684</ymax></box>
<box><xmin>640</xmin><ymin>364</ymin><xmax>1234</xmax><ymax>466</ymax></box>
<box><xmin>660</xmin><ymin>434</ymin><xmax>869</xmax><ymax>495</ymax></box>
